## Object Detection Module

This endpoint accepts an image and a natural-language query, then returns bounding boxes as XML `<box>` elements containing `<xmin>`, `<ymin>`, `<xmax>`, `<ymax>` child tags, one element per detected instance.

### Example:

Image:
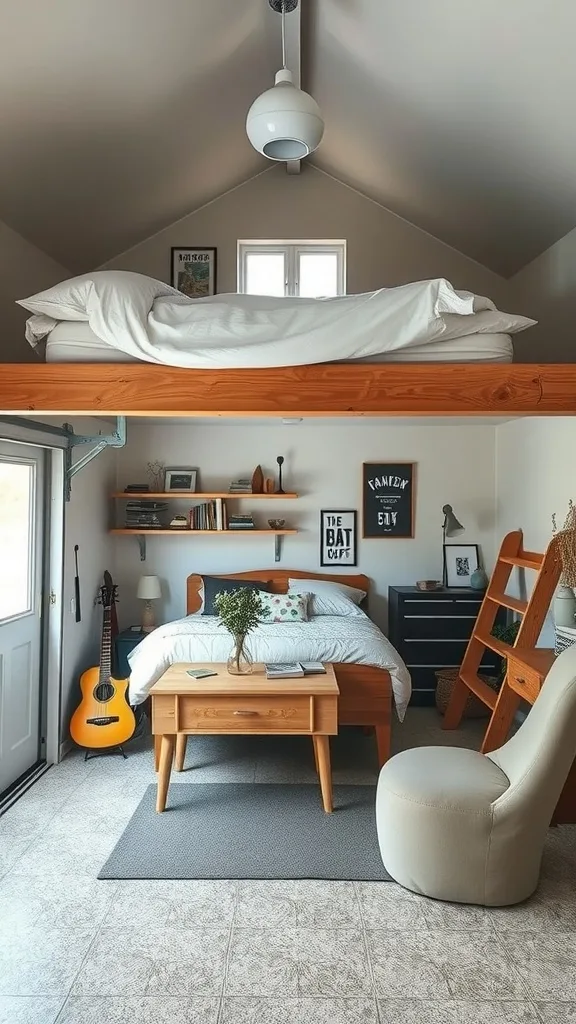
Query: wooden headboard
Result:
<box><xmin>186</xmin><ymin>569</ymin><xmax>370</xmax><ymax>614</ymax></box>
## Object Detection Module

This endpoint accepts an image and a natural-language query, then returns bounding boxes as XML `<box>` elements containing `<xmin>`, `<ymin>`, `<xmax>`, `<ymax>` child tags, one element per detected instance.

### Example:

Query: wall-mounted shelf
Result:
<box><xmin>111</xmin><ymin>492</ymin><xmax>299</xmax><ymax>499</ymax></box>
<box><xmin>110</xmin><ymin>529</ymin><xmax>298</xmax><ymax>536</ymax></box>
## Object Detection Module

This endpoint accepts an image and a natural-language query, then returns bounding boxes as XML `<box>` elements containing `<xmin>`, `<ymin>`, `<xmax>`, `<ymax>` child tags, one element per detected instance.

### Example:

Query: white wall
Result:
<box><xmin>59</xmin><ymin>419</ymin><xmax>115</xmax><ymax>737</ymax></box>
<box><xmin>103</xmin><ymin>165</ymin><xmax>511</xmax><ymax>311</ymax></box>
<box><xmin>510</xmin><ymin>227</ymin><xmax>576</xmax><ymax>363</ymax></box>
<box><xmin>112</xmin><ymin>418</ymin><xmax>498</xmax><ymax>633</ymax></box>
<box><xmin>495</xmin><ymin>416</ymin><xmax>576</xmax><ymax>644</ymax></box>
<box><xmin>0</xmin><ymin>219</ymin><xmax>70</xmax><ymax>363</ymax></box>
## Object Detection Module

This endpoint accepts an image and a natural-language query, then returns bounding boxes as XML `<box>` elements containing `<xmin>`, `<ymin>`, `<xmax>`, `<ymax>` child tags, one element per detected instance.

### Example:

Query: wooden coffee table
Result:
<box><xmin>151</xmin><ymin>662</ymin><xmax>339</xmax><ymax>813</ymax></box>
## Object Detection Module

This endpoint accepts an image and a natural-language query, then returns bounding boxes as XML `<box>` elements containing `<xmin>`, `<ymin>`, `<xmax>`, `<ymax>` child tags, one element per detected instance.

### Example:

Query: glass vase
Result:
<box><xmin>227</xmin><ymin>635</ymin><xmax>253</xmax><ymax>675</ymax></box>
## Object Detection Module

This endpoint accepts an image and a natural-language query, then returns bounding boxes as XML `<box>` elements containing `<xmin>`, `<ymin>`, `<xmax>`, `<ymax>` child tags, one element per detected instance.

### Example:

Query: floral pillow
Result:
<box><xmin>259</xmin><ymin>590</ymin><xmax>310</xmax><ymax>623</ymax></box>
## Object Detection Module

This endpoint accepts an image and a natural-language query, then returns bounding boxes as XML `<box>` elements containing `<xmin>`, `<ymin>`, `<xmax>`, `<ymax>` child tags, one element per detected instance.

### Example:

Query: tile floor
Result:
<box><xmin>0</xmin><ymin>709</ymin><xmax>576</xmax><ymax>1023</ymax></box>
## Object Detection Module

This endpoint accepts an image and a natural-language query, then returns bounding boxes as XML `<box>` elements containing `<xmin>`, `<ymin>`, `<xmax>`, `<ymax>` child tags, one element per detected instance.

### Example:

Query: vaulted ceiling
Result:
<box><xmin>1</xmin><ymin>0</ymin><xmax>575</xmax><ymax>276</ymax></box>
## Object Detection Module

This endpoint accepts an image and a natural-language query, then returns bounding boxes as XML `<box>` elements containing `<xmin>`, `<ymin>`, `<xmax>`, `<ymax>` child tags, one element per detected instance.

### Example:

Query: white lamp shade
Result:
<box><xmin>246</xmin><ymin>68</ymin><xmax>324</xmax><ymax>161</ymax></box>
<box><xmin>137</xmin><ymin>575</ymin><xmax>161</xmax><ymax>601</ymax></box>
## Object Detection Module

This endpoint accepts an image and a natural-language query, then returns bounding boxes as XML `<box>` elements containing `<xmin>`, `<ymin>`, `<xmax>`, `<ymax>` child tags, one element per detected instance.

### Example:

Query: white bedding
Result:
<box><xmin>20</xmin><ymin>270</ymin><xmax>535</xmax><ymax>367</ymax></box>
<box><xmin>45</xmin><ymin>321</ymin><xmax>513</xmax><ymax>363</ymax></box>
<box><xmin>127</xmin><ymin>610</ymin><xmax>412</xmax><ymax>720</ymax></box>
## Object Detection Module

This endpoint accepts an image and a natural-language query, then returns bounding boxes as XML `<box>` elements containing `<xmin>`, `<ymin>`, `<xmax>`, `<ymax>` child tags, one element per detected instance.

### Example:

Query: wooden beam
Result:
<box><xmin>0</xmin><ymin>363</ymin><xmax>575</xmax><ymax>416</ymax></box>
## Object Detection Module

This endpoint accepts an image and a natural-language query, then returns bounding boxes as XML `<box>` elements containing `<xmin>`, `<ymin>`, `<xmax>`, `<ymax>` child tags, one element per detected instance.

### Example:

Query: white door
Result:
<box><xmin>0</xmin><ymin>442</ymin><xmax>45</xmax><ymax>796</ymax></box>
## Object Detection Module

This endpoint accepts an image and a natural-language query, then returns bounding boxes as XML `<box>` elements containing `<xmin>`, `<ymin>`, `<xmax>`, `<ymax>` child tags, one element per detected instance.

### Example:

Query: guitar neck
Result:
<box><xmin>99</xmin><ymin>605</ymin><xmax>112</xmax><ymax>682</ymax></box>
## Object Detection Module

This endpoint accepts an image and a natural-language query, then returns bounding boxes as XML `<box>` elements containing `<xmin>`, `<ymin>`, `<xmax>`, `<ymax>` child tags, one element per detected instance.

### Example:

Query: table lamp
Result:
<box><xmin>442</xmin><ymin>504</ymin><xmax>464</xmax><ymax>587</ymax></box>
<box><xmin>137</xmin><ymin>574</ymin><xmax>161</xmax><ymax>632</ymax></box>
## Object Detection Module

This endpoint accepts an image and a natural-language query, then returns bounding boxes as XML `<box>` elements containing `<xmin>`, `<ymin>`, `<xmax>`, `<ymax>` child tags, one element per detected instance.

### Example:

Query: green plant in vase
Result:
<box><xmin>214</xmin><ymin>588</ymin><xmax>266</xmax><ymax>675</ymax></box>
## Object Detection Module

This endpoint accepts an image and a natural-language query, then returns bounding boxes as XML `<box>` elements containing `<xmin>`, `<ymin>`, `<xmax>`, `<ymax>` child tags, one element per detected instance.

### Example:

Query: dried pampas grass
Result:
<box><xmin>552</xmin><ymin>499</ymin><xmax>576</xmax><ymax>587</ymax></box>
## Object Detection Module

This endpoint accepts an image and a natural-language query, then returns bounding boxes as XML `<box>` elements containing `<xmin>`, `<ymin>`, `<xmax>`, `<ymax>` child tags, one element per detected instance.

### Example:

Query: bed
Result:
<box><xmin>43</xmin><ymin>320</ymin><xmax>514</xmax><ymax>364</ymax></box>
<box><xmin>127</xmin><ymin>569</ymin><xmax>410</xmax><ymax>766</ymax></box>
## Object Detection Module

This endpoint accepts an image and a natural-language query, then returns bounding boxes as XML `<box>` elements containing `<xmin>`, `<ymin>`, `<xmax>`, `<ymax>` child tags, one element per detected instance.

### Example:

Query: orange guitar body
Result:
<box><xmin>70</xmin><ymin>569</ymin><xmax>136</xmax><ymax>750</ymax></box>
<box><xmin>70</xmin><ymin>666</ymin><xmax>135</xmax><ymax>749</ymax></box>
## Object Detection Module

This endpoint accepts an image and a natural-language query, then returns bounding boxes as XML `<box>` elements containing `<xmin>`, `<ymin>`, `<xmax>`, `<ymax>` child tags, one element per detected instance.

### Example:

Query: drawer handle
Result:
<box><xmin>516</xmin><ymin>677</ymin><xmax>526</xmax><ymax>685</ymax></box>
<box><xmin>233</xmin><ymin>710</ymin><xmax>258</xmax><ymax>716</ymax></box>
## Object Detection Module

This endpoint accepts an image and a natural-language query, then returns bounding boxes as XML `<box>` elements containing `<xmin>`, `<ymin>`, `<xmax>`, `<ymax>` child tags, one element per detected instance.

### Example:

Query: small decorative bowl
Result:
<box><xmin>268</xmin><ymin>518</ymin><xmax>286</xmax><ymax>530</ymax></box>
<box><xmin>416</xmin><ymin>579</ymin><xmax>442</xmax><ymax>591</ymax></box>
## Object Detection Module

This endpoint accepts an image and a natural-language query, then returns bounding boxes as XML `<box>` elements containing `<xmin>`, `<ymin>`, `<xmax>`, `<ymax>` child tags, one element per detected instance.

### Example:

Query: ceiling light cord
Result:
<box><xmin>281</xmin><ymin>2</ymin><xmax>287</xmax><ymax>69</ymax></box>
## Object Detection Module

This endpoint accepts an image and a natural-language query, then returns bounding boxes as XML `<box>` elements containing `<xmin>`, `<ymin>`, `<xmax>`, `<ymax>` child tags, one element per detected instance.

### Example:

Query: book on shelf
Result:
<box><xmin>265</xmin><ymin>661</ymin><xmax>326</xmax><ymax>679</ymax></box>
<box><xmin>189</xmin><ymin>497</ymin><xmax>226</xmax><ymax>531</ymax></box>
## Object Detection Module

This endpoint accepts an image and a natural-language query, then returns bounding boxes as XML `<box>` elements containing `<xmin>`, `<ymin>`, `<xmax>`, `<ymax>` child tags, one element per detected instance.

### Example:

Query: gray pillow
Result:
<box><xmin>201</xmin><ymin>576</ymin><xmax>270</xmax><ymax>616</ymax></box>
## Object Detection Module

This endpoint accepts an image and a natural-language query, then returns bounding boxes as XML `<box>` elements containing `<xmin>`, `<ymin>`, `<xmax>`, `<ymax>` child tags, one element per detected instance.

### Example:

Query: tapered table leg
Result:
<box><xmin>315</xmin><ymin>734</ymin><xmax>333</xmax><ymax>813</ymax></box>
<box><xmin>175</xmin><ymin>733</ymin><xmax>188</xmax><ymax>772</ymax></box>
<box><xmin>156</xmin><ymin>734</ymin><xmax>175</xmax><ymax>812</ymax></box>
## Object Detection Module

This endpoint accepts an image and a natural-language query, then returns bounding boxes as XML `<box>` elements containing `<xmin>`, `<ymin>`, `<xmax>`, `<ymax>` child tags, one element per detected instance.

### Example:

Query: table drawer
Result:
<box><xmin>155</xmin><ymin>694</ymin><xmax>337</xmax><ymax>734</ymax></box>
<box><xmin>507</xmin><ymin>665</ymin><xmax>541</xmax><ymax>703</ymax></box>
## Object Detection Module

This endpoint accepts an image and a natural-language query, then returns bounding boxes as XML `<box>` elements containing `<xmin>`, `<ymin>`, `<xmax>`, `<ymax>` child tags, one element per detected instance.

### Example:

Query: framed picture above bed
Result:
<box><xmin>320</xmin><ymin>510</ymin><xmax>357</xmax><ymax>567</ymax></box>
<box><xmin>362</xmin><ymin>462</ymin><xmax>415</xmax><ymax>539</ymax></box>
<box><xmin>170</xmin><ymin>247</ymin><xmax>217</xmax><ymax>298</ymax></box>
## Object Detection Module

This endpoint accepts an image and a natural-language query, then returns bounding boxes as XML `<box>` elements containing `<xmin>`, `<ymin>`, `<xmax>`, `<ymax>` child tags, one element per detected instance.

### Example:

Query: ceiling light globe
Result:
<box><xmin>246</xmin><ymin>69</ymin><xmax>324</xmax><ymax>161</ymax></box>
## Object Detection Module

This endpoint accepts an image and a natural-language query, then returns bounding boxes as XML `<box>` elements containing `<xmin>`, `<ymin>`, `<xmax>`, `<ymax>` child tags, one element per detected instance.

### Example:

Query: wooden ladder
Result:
<box><xmin>442</xmin><ymin>529</ymin><xmax>561</xmax><ymax>753</ymax></box>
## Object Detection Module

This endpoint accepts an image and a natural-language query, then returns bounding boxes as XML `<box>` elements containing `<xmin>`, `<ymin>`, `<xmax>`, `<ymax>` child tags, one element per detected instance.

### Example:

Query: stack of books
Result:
<box><xmin>228</xmin><ymin>513</ymin><xmax>255</xmax><ymax>530</ymax></box>
<box><xmin>124</xmin><ymin>500</ymin><xmax>168</xmax><ymax>529</ymax></box>
<box><xmin>229</xmin><ymin>478</ymin><xmax>252</xmax><ymax>494</ymax></box>
<box><xmin>189</xmin><ymin>498</ymin><xmax>227</xmax><ymax>531</ymax></box>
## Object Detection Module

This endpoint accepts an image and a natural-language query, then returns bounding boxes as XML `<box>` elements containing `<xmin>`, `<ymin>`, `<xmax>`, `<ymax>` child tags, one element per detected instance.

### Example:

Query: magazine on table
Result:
<box><xmin>265</xmin><ymin>662</ymin><xmax>326</xmax><ymax>679</ymax></box>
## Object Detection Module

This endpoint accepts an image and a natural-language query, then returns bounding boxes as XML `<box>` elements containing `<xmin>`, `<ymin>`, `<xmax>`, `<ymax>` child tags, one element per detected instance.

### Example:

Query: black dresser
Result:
<box><xmin>388</xmin><ymin>586</ymin><xmax>501</xmax><ymax>706</ymax></box>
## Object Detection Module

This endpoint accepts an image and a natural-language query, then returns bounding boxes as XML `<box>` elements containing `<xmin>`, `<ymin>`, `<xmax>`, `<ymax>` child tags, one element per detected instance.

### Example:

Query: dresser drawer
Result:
<box><xmin>400</xmin><ymin>597</ymin><xmax>483</xmax><ymax>616</ymax></box>
<box><xmin>402</xmin><ymin>615</ymin><xmax>479</xmax><ymax>640</ymax></box>
<box><xmin>154</xmin><ymin>693</ymin><xmax>337</xmax><ymax>734</ymax></box>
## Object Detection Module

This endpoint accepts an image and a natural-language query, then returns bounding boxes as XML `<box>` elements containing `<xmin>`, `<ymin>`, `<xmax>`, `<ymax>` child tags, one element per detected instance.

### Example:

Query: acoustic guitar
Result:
<box><xmin>70</xmin><ymin>570</ymin><xmax>135</xmax><ymax>750</ymax></box>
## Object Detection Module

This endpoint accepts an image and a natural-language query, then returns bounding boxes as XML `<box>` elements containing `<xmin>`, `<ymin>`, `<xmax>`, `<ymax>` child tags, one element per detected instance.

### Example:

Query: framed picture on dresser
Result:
<box><xmin>443</xmin><ymin>543</ymin><xmax>480</xmax><ymax>587</ymax></box>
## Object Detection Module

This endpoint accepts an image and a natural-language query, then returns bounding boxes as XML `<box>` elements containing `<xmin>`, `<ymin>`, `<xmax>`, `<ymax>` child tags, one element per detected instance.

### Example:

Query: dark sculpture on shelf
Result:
<box><xmin>276</xmin><ymin>455</ymin><xmax>285</xmax><ymax>494</ymax></box>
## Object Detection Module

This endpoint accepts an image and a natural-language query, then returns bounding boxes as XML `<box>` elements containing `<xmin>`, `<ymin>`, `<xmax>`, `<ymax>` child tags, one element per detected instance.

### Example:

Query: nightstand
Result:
<box><xmin>388</xmin><ymin>586</ymin><xmax>503</xmax><ymax>706</ymax></box>
<box><xmin>115</xmin><ymin>627</ymin><xmax>147</xmax><ymax>678</ymax></box>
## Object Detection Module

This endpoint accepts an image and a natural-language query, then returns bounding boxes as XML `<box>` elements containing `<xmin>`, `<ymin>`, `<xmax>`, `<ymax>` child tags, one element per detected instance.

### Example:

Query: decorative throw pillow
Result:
<box><xmin>287</xmin><ymin>578</ymin><xmax>366</xmax><ymax>615</ymax></box>
<box><xmin>201</xmin><ymin>576</ymin><xmax>270</xmax><ymax>616</ymax></box>
<box><xmin>259</xmin><ymin>591</ymin><xmax>310</xmax><ymax>623</ymax></box>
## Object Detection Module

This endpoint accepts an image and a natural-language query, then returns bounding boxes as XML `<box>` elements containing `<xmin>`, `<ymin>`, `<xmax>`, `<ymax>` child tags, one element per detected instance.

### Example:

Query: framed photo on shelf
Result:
<box><xmin>320</xmin><ymin>510</ymin><xmax>357</xmax><ymax>567</ymax></box>
<box><xmin>443</xmin><ymin>543</ymin><xmax>480</xmax><ymax>587</ymax></box>
<box><xmin>164</xmin><ymin>467</ymin><xmax>198</xmax><ymax>493</ymax></box>
<box><xmin>170</xmin><ymin>247</ymin><xmax>217</xmax><ymax>297</ymax></box>
<box><xmin>362</xmin><ymin>462</ymin><xmax>415</xmax><ymax>538</ymax></box>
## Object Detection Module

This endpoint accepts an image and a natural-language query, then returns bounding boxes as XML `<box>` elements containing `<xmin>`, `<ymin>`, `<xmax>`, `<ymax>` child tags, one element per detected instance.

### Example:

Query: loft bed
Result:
<box><xmin>0</xmin><ymin>362</ymin><xmax>575</xmax><ymax>415</ymax></box>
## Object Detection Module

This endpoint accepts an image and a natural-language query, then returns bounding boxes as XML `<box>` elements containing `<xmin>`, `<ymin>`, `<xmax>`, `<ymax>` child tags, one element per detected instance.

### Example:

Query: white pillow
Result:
<box><xmin>439</xmin><ymin>309</ymin><xmax>536</xmax><ymax>340</ymax></box>
<box><xmin>288</xmin><ymin>578</ymin><xmax>366</xmax><ymax>616</ymax></box>
<box><xmin>17</xmin><ymin>270</ymin><xmax>178</xmax><ymax>322</ymax></box>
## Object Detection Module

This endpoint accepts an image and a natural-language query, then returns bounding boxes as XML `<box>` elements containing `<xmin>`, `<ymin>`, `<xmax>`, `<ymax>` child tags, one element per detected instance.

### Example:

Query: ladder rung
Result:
<box><xmin>473</xmin><ymin>631</ymin><xmax>511</xmax><ymax>658</ymax></box>
<box><xmin>460</xmin><ymin>670</ymin><xmax>497</xmax><ymax>710</ymax></box>
<box><xmin>500</xmin><ymin>553</ymin><xmax>543</xmax><ymax>571</ymax></box>
<box><xmin>487</xmin><ymin>592</ymin><xmax>528</xmax><ymax>615</ymax></box>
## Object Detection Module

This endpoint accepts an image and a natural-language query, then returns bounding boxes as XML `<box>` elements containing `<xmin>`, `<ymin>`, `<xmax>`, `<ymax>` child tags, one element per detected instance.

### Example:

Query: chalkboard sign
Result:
<box><xmin>362</xmin><ymin>462</ymin><xmax>415</xmax><ymax>538</ymax></box>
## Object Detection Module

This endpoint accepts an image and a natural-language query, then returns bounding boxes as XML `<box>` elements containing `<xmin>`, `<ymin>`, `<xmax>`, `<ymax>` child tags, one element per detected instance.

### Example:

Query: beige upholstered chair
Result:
<box><xmin>375</xmin><ymin>645</ymin><xmax>576</xmax><ymax>907</ymax></box>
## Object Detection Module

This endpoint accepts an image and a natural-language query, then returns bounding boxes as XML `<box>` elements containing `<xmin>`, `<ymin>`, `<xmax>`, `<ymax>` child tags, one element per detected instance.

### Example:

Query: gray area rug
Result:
<box><xmin>98</xmin><ymin>783</ymin><xmax>392</xmax><ymax>881</ymax></box>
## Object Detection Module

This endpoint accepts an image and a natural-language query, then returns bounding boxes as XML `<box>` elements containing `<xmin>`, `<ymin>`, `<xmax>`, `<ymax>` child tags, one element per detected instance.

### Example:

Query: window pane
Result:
<box><xmin>245</xmin><ymin>252</ymin><xmax>286</xmax><ymax>296</ymax></box>
<box><xmin>298</xmin><ymin>252</ymin><xmax>340</xmax><ymax>297</ymax></box>
<box><xmin>0</xmin><ymin>462</ymin><xmax>34</xmax><ymax>620</ymax></box>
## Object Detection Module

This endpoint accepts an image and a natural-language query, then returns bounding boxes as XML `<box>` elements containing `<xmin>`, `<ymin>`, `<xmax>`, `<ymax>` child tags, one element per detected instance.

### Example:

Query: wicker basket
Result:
<box><xmin>435</xmin><ymin>667</ymin><xmax>499</xmax><ymax>719</ymax></box>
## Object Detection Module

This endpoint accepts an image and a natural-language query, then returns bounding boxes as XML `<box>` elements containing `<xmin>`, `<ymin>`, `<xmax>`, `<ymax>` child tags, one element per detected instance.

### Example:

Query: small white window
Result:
<box><xmin>238</xmin><ymin>240</ymin><xmax>346</xmax><ymax>297</ymax></box>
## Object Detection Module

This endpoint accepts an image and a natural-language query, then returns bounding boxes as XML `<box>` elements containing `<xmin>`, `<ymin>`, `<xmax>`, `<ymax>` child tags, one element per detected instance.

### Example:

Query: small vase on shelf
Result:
<box><xmin>553</xmin><ymin>585</ymin><xmax>576</xmax><ymax>627</ymax></box>
<box><xmin>227</xmin><ymin>634</ymin><xmax>253</xmax><ymax>675</ymax></box>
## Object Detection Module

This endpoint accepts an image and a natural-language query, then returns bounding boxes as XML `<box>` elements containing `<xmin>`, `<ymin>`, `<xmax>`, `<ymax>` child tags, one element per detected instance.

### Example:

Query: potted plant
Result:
<box><xmin>552</xmin><ymin>500</ymin><xmax>576</xmax><ymax>628</ymax></box>
<box><xmin>214</xmin><ymin>587</ymin><xmax>265</xmax><ymax>675</ymax></box>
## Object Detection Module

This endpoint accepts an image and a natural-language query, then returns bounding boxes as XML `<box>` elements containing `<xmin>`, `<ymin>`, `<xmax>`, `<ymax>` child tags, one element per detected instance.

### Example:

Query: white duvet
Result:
<box><xmin>127</xmin><ymin>611</ymin><xmax>412</xmax><ymax>720</ymax></box>
<box><xmin>19</xmin><ymin>271</ymin><xmax>535</xmax><ymax>368</ymax></box>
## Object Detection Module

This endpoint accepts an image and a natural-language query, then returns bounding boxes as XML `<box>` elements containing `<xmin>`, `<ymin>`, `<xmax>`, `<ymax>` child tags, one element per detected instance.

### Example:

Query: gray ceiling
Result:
<box><xmin>1</xmin><ymin>0</ymin><xmax>575</xmax><ymax>276</ymax></box>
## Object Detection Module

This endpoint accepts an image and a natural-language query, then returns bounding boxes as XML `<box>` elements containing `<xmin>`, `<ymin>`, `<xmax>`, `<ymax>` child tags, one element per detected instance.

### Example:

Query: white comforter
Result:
<box><xmin>127</xmin><ymin>611</ymin><xmax>412</xmax><ymax>720</ymax></box>
<box><xmin>20</xmin><ymin>271</ymin><xmax>535</xmax><ymax>368</ymax></box>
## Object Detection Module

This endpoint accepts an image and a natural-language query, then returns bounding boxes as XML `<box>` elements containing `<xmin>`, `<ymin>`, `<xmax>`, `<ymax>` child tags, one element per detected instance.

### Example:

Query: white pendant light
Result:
<box><xmin>246</xmin><ymin>0</ymin><xmax>324</xmax><ymax>162</ymax></box>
